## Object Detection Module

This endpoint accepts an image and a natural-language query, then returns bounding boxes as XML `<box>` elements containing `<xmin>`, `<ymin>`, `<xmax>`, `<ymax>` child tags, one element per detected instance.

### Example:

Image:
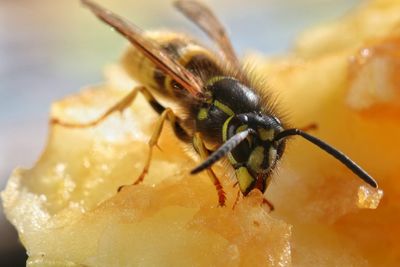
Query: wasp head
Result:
<box><xmin>224</xmin><ymin>112</ymin><xmax>286</xmax><ymax>195</ymax></box>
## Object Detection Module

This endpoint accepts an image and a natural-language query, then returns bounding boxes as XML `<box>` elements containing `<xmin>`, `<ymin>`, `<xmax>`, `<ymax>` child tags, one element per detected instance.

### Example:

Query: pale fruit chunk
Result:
<box><xmin>357</xmin><ymin>185</ymin><xmax>383</xmax><ymax>209</ymax></box>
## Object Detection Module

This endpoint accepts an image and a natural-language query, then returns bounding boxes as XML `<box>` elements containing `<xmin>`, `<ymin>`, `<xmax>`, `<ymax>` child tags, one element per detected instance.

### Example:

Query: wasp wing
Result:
<box><xmin>82</xmin><ymin>0</ymin><xmax>203</xmax><ymax>97</ymax></box>
<box><xmin>174</xmin><ymin>0</ymin><xmax>240</xmax><ymax>69</ymax></box>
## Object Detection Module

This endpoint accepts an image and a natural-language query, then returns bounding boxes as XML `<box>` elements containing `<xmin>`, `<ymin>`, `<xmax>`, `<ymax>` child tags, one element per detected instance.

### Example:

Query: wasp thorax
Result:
<box><xmin>223</xmin><ymin>113</ymin><xmax>286</xmax><ymax>194</ymax></box>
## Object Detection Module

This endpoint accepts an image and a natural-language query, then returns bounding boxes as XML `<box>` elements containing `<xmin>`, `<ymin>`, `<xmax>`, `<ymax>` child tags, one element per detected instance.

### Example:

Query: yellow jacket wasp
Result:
<box><xmin>53</xmin><ymin>0</ymin><xmax>378</xmax><ymax>208</ymax></box>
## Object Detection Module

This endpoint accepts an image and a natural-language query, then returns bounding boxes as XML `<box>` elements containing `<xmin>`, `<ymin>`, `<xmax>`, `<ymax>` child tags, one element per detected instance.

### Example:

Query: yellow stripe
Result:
<box><xmin>179</xmin><ymin>44</ymin><xmax>214</xmax><ymax>65</ymax></box>
<box><xmin>235</xmin><ymin>167</ymin><xmax>255</xmax><ymax>194</ymax></box>
<box><xmin>214</xmin><ymin>100</ymin><xmax>234</xmax><ymax>116</ymax></box>
<box><xmin>205</xmin><ymin>76</ymin><xmax>225</xmax><ymax>87</ymax></box>
<box><xmin>247</xmin><ymin>146</ymin><xmax>264</xmax><ymax>172</ymax></box>
<box><xmin>258</xmin><ymin>128</ymin><xmax>274</xmax><ymax>141</ymax></box>
<box><xmin>223</xmin><ymin>115</ymin><xmax>237</xmax><ymax>164</ymax></box>
<box><xmin>222</xmin><ymin>116</ymin><xmax>234</xmax><ymax>142</ymax></box>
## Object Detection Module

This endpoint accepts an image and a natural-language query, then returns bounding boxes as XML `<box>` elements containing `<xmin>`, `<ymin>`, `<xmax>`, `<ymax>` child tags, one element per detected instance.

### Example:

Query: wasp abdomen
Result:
<box><xmin>121</xmin><ymin>32</ymin><xmax>222</xmax><ymax>99</ymax></box>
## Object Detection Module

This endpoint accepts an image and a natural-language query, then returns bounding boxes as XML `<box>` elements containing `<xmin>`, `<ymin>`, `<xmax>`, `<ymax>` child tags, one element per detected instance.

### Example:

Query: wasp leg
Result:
<box><xmin>232</xmin><ymin>188</ymin><xmax>241</xmax><ymax>210</ymax></box>
<box><xmin>96</xmin><ymin>88</ymin><xmax>189</xmax><ymax>191</ymax></box>
<box><xmin>254</xmin><ymin>177</ymin><xmax>274</xmax><ymax>212</ymax></box>
<box><xmin>128</xmin><ymin>107</ymin><xmax>190</xmax><ymax>187</ymax></box>
<box><xmin>51</xmin><ymin>86</ymin><xmax>151</xmax><ymax>128</ymax></box>
<box><xmin>192</xmin><ymin>133</ymin><xmax>226</xmax><ymax>206</ymax></box>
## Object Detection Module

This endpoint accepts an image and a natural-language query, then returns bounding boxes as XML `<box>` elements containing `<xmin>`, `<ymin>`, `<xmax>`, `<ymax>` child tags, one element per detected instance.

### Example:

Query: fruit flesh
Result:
<box><xmin>3</xmin><ymin>0</ymin><xmax>400</xmax><ymax>266</ymax></box>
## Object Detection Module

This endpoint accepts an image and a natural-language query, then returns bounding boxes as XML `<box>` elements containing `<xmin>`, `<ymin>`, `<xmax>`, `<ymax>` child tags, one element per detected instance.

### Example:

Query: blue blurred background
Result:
<box><xmin>0</xmin><ymin>0</ymin><xmax>358</xmax><ymax>265</ymax></box>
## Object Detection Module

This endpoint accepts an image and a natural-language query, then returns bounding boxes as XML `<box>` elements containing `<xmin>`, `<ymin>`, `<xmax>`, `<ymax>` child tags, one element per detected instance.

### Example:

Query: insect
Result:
<box><xmin>53</xmin><ymin>0</ymin><xmax>378</xmax><ymax>208</ymax></box>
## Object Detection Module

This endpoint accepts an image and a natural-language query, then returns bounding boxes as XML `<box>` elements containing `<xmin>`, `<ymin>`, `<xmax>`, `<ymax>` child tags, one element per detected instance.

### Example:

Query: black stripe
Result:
<box><xmin>160</xmin><ymin>38</ymin><xmax>186</xmax><ymax>59</ymax></box>
<box><xmin>184</xmin><ymin>54</ymin><xmax>222</xmax><ymax>80</ymax></box>
<box><xmin>152</xmin><ymin>39</ymin><xmax>186</xmax><ymax>93</ymax></box>
<box><xmin>153</xmin><ymin>68</ymin><xmax>166</xmax><ymax>91</ymax></box>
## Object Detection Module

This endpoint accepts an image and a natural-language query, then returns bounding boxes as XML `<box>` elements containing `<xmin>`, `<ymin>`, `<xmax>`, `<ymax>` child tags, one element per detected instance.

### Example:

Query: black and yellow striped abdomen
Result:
<box><xmin>121</xmin><ymin>31</ymin><xmax>222</xmax><ymax>99</ymax></box>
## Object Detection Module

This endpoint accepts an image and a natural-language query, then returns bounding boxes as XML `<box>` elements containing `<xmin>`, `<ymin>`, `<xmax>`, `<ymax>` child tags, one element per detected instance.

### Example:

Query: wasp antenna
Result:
<box><xmin>191</xmin><ymin>129</ymin><xmax>255</xmax><ymax>174</ymax></box>
<box><xmin>274</xmin><ymin>129</ymin><xmax>378</xmax><ymax>188</ymax></box>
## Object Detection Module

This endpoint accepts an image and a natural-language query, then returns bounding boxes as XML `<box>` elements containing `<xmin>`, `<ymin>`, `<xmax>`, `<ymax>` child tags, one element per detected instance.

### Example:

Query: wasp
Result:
<box><xmin>53</xmin><ymin>0</ymin><xmax>378</xmax><ymax>207</ymax></box>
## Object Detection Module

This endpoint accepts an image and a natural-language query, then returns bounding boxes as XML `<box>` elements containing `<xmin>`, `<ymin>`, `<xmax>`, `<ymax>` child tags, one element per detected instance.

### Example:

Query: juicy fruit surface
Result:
<box><xmin>2</xmin><ymin>0</ymin><xmax>399</xmax><ymax>266</ymax></box>
<box><xmin>3</xmin><ymin>84</ymin><xmax>292</xmax><ymax>267</ymax></box>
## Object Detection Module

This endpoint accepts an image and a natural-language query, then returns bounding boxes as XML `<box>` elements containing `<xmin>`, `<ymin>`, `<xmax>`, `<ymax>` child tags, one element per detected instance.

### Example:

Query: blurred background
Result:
<box><xmin>0</xmin><ymin>0</ymin><xmax>359</xmax><ymax>265</ymax></box>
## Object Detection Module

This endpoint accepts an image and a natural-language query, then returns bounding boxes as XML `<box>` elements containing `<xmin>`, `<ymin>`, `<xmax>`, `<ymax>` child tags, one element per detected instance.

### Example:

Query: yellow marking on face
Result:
<box><xmin>258</xmin><ymin>128</ymin><xmax>274</xmax><ymax>141</ymax></box>
<box><xmin>197</xmin><ymin>108</ymin><xmax>208</xmax><ymax>121</ymax></box>
<box><xmin>214</xmin><ymin>100</ymin><xmax>234</xmax><ymax>116</ymax></box>
<box><xmin>222</xmin><ymin>116</ymin><xmax>234</xmax><ymax>142</ymax></box>
<box><xmin>247</xmin><ymin>146</ymin><xmax>265</xmax><ymax>172</ymax></box>
<box><xmin>235</xmin><ymin>167</ymin><xmax>255</xmax><ymax>194</ymax></box>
